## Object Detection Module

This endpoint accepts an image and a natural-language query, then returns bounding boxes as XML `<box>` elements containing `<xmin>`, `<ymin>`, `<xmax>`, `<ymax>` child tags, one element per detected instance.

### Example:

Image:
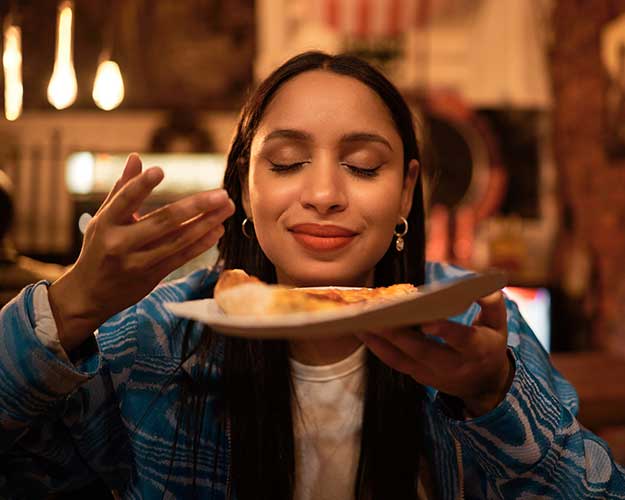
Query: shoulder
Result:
<box><xmin>137</xmin><ymin>267</ymin><xmax>219</xmax><ymax>343</ymax></box>
<box><xmin>424</xmin><ymin>262</ymin><xmax>533</xmax><ymax>344</ymax></box>
<box><xmin>98</xmin><ymin>267</ymin><xmax>220</xmax><ymax>359</ymax></box>
<box><xmin>424</xmin><ymin>261</ymin><xmax>478</xmax><ymax>285</ymax></box>
<box><xmin>424</xmin><ymin>261</ymin><xmax>482</xmax><ymax>324</ymax></box>
<box><xmin>140</xmin><ymin>267</ymin><xmax>220</xmax><ymax>309</ymax></box>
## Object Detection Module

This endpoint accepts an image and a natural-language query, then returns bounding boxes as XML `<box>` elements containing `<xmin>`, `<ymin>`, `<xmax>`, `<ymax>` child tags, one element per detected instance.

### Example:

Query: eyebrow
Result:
<box><xmin>263</xmin><ymin>129</ymin><xmax>313</xmax><ymax>144</ymax></box>
<box><xmin>262</xmin><ymin>129</ymin><xmax>393</xmax><ymax>151</ymax></box>
<box><xmin>340</xmin><ymin>132</ymin><xmax>393</xmax><ymax>151</ymax></box>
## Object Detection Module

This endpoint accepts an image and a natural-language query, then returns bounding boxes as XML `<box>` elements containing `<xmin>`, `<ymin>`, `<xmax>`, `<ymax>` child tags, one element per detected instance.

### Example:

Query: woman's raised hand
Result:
<box><xmin>358</xmin><ymin>292</ymin><xmax>514</xmax><ymax>417</ymax></box>
<box><xmin>48</xmin><ymin>153</ymin><xmax>234</xmax><ymax>352</ymax></box>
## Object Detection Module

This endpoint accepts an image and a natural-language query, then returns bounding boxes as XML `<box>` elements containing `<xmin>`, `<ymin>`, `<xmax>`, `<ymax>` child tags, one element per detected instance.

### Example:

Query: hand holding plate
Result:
<box><xmin>358</xmin><ymin>291</ymin><xmax>514</xmax><ymax>417</ymax></box>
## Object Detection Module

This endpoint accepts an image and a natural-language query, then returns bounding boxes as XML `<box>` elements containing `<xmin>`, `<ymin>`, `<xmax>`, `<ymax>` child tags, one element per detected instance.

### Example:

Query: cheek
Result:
<box><xmin>248</xmin><ymin>171</ymin><xmax>295</xmax><ymax>229</ymax></box>
<box><xmin>354</xmin><ymin>180</ymin><xmax>404</xmax><ymax>231</ymax></box>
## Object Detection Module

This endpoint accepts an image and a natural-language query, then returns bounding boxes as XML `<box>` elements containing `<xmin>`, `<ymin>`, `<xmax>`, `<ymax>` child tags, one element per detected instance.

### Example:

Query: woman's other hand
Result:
<box><xmin>48</xmin><ymin>153</ymin><xmax>235</xmax><ymax>352</ymax></box>
<box><xmin>358</xmin><ymin>292</ymin><xmax>514</xmax><ymax>417</ymax></box>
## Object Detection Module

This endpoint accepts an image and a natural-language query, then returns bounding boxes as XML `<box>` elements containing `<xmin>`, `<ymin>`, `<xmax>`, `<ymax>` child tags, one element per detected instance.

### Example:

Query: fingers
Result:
<box><xmin>118</xmin><ymin>153</ymin><xmax>143</xmax><ymax>190</ymax></box>
<box><xmin>104</xmin><ymin>167</ymin><xmax>165</xmax><ymax>223</ymax></box>
<box><xmin>97</xmin><ymin>153</ymin><xmax>143</xmax><ymax>216</ymax></box>
<box><xmin>358</xmin><ymin>331</ymin><xmax>451</xmax><ymax>386</ymax></box>
<box><xmin>126</xmin><ymin>189</ymin><xmax>232</xmax><ymax>248</ymax></box>
<box><xmin>421</xmin><ymin>320</ymin><xmax>475</xmax><ymax>352</ymax></box>
<box><xmin>357</xmin><ymin>333</ymin><xmax>417</xmax><ymax>376</ymax></box>
<box><xmin>126</xmin><ymin>202</ymin><xmax>234</xmax><ymax>268</ymax></box>
<box><xmin>385</xmin><ymin>327</ymin><xmax>458</xmax><ymax>362</ymax></box>
<box><xmin>360</xmin><ymin>328</ymin><xmax>460</xmax><ymax>375</ymax></box>
<box><xmin>475</xmin><ymin>291</ymin><xmax>507</xmax><ymax>331</ymax></box>
<box><xmin>154</xmin><ymin>224</ymin><xmax>225</xmax><ymax>277</ymax></box>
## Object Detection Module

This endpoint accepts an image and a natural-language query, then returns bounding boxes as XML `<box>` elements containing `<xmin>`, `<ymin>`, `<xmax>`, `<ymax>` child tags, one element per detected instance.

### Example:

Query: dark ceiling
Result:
<box><xmin>0</xmin><ymin>0</ymin><xmax>255</xmax><ymax>111</ymax></box>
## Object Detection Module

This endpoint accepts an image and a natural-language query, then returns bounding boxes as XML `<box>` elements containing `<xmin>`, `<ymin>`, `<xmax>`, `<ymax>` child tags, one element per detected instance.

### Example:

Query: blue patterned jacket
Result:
<box><xmin>1</xmin><ymin>262</ymin><xmax>624</xmax><ymax>499</ymax></box>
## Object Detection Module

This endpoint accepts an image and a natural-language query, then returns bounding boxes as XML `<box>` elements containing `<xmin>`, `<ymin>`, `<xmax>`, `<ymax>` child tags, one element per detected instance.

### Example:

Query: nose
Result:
<box><xmin>299</xmin><ymin>156</ymin><xmax>347</xmax><ymax>215</ymax></box>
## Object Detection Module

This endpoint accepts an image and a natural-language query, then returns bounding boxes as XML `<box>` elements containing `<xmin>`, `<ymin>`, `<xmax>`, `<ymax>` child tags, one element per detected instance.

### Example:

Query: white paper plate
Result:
<box><xmin>165</xmin><ymin>271</ymin><xmax>507</xmax><ymax>339</ymax></box>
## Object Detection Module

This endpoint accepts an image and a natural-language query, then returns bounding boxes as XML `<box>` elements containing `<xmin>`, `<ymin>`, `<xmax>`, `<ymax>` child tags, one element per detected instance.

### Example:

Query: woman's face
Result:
<box><xmin>243</xmin><ymin>70</ymin><xmax>419</xmax><ymax>287</ymax></box>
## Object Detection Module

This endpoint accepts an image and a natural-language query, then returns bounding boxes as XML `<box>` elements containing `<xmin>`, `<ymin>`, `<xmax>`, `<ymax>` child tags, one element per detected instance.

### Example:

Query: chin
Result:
<box><xmin>279</xmin><ymin>260</ymin><xmax>374</xmax><ymax>288</ymax></box>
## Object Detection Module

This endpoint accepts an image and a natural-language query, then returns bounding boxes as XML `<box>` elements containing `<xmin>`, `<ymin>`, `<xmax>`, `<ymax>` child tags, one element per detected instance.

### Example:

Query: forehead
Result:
<box><xmin>255</xmin><ymin>70</ymin><xmax>399</xmax><ymax>143</ymax></box>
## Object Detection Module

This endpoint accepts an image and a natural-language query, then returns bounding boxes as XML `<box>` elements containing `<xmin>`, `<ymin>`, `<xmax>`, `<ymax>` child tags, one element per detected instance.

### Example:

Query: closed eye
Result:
<box><xmin>269</xmin><ymin>161</ymin><xmax>309</xmax><ymax>173</ymax></box>
<box><xmin>342</xmin><ymin>163</ymin><xmax>383</xmax><ymax>178</ymax></box>
<box><xmin>269</xmin><ymin>161</ymin><xmax>383</xmax><ymax>178</ymax></box>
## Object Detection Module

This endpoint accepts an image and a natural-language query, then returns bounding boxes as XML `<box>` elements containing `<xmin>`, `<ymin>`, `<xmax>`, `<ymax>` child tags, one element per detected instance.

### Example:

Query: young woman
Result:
<box><xmin>1</xmin><ymin>52</ymin><xmax>624</xmax><ymax>499</ymax></box>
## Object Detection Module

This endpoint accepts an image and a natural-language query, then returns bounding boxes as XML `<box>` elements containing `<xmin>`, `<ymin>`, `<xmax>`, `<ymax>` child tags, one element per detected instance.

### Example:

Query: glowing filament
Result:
<box><xmin>3</xmin><ymin>24</ymin><xmax>22</xmax><ymax>120</ymax></box>
<box><xmin>47</xmin><ymin>1</ymin><xmax>77</xmax><ymax>110</ymax></box>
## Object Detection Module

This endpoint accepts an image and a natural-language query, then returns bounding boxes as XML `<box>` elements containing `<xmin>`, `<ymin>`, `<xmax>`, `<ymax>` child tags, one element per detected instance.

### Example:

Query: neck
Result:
<box><xmin>276</xmin><ymin>269</ymin><xmax>375</xmax><ymax>288</ymax></box>
<box><xmin>278</xmin><ymin>269</ymin><xmax>372</xmax><ymax>365</ymax></box>
<box><xmin>289</xmin><ymin>335</ymin><xmax>362</xmax><ymax>366</ymax></box>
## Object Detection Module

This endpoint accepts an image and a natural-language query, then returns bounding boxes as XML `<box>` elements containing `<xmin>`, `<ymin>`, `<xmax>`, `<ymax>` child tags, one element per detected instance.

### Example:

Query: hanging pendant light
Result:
<box><xmin>92</xmin><ymin>0</ymin><xmax>124</xmax><ymax>111</ymax></box>
<box><xmin>3</xmin><ymin>16</ymin><xmax>23</xmax><ymax>121</ymax></box>
<box><xmin>47</xmin><ymin>1</ymin><xmax>77</xmax><ymax>110</ymax></box>
<box><xmin>92</xmin><ymin>55</ymin><xmax>124</xmax><ymax>110</ymax></box>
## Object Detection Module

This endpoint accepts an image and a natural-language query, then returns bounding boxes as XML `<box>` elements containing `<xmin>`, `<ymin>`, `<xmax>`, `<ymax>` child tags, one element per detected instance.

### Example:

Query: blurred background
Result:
<box><xmin>1</xmin><ymin>0</ymin><xmax>625</xmax><ymax>464</ymax></box>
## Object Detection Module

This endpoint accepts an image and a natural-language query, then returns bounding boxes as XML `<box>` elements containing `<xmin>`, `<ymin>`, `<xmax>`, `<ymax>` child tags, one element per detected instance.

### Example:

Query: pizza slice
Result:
<box><xmin>214</xmin><ymin>269</ymin><xmax>418</xmax><ymax>316</ymax></box>
<box><xmin>302</xmin><ymin>283</ymin><xmax>417</xmax><ymax>304</ymax></box>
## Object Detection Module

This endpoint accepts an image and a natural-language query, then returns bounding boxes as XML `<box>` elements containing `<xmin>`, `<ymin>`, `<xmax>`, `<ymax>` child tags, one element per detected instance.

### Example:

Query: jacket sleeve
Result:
<box><xmin>438</xmin><ymin>297</ymin><xmax>625</xmax><ymax>498</ymax></box>
<box><xmin>0</xmin><ymin>283</ymin><xmax>133</xmax><ymax>496</ymax></box>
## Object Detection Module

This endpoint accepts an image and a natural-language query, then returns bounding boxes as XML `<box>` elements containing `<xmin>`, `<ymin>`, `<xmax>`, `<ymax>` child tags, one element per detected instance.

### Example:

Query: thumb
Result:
<box><xmin>474</xmin><ymin>291</ymin><xmax>507</xmax><ymax>331</ymax></box>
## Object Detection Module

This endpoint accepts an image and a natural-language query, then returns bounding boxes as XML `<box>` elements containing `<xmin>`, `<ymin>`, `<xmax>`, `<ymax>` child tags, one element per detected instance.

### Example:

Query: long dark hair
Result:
<box><xmin>178</xmin><ymin>51</ymin><xmax>427</xmax><ymax>500</ymax></box>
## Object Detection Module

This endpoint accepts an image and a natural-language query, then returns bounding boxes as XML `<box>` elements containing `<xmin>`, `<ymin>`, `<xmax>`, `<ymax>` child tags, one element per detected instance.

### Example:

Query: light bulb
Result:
<box><xmin>92</xmin><ymin>59</ymin><xmax>124</xmax><ymax>110</ymax></box>
<box><xmin>3</xmin><ymin>24</ymin><xmax>22</xmax><ymax>120</ymax></box>
<box><xmin>47</xmin><ymin>1</ymin><xmax>77</xmax><ymax>110</ymax></box>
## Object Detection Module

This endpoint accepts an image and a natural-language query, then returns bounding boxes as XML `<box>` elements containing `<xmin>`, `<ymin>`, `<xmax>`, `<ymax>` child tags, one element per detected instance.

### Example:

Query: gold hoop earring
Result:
<box><xmin>394</xmin><ymin>216</ymin><xmax>408</xmax><ymax>252</ymax></box>
<box><xmin>242</xmin><ymin>217</ymin><xmax>254</xmax><ymax>239</ymax></box>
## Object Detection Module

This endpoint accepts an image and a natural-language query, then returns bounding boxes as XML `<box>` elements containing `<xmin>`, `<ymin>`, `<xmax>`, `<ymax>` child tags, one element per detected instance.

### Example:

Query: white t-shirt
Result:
<box><xmin>290</xmin><ymin>346</ymin><xmax>429</xmax><ymax>500</ymax></box>
<box><xmin>291</xmin><ymin>345</ymin><xmax>367</xmax><ymax>500</ymax></box>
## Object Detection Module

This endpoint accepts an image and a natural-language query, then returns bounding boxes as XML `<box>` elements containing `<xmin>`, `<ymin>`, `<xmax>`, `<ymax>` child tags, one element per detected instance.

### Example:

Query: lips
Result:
<box><xmin>290</xmin><ymin>224</ymin><xmax>358</xmax><ymax>237</ymax></box>
<box><xmin>289</xmin><ymin>224</ymin><xmax>358</xmax><ymax>251</ymax></box>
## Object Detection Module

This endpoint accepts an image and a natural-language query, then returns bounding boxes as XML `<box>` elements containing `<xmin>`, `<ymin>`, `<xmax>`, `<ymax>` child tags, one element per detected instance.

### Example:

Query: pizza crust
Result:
<box><xmin>213</xmin><ymin>268</ymin><xmax>261</xmax><ymax>296</ymax></box>
<box><xmin>214</xmin><ymin>269</ymin><xmax>418</xmax><ymax>316</ymax></box>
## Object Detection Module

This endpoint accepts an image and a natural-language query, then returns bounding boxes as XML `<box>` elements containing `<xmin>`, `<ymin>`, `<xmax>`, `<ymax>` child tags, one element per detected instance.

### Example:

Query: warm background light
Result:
<box><xmin>3</xmin><ymin>23</ymin><xmax>23</xmax><ymax>120</ymax></box>
<box><xmin>92</xmin><ymin>59</ymin><xmax>124</xmax><ymax>110</ymax></box>
<box><xmin>47</xmin><ymin>1</ymin><xmax>77</xmax><ymax>110</ymax></box>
